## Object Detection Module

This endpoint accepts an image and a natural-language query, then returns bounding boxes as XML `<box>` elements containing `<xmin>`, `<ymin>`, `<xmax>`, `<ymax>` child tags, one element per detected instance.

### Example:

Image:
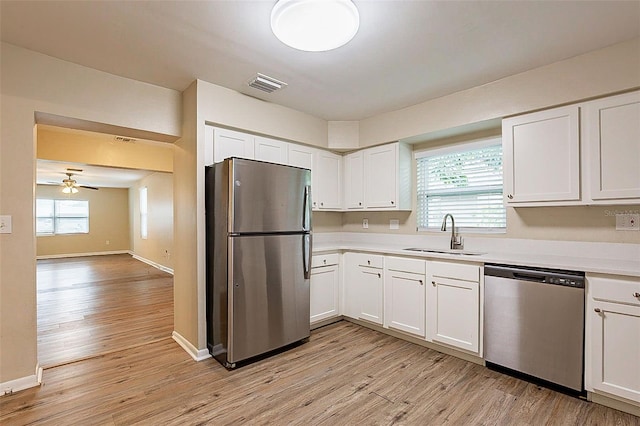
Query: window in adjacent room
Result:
<box><xmin>140</xmin><ymin>187</ymin><xmax>148</xmax><ymax>240</ymax></box>
<box><xmin>415</xmin><ymin>137</ymin><xmax>506</xmax><ymax>232</ymax></box>
<box><xmin>36</xmin><ymin>199</ymin><xmax>89</xmax><ymax>235</ymax></box>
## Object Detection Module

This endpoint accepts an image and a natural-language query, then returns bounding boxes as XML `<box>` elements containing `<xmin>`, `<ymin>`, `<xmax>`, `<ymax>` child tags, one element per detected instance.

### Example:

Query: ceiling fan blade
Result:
<box><xmin>79</xmin><ymin>185</ymin><xmax>99</xmax><ymax>190</ymax></box>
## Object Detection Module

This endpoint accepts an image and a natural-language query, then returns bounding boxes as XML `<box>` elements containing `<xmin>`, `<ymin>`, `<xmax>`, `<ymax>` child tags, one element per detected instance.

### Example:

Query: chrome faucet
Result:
<box><xmin>441</xmin><ymin>214</ymin><xmax>464</xmax><ymax>250</ymax></box>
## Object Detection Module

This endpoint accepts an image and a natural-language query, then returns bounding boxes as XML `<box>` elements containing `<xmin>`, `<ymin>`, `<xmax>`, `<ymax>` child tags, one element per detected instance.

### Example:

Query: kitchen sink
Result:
<box><xmin>404</xmin><ymin>247</ymin><xmax>486</xmax><ymax>256</ymax></box>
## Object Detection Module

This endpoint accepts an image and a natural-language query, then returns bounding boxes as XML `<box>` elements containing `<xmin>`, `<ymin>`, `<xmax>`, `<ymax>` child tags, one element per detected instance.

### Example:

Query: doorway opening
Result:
<box><xmin>35</xmin><ymin>124</ymin><xmax>175</xmax><ymax>368</ymax></box>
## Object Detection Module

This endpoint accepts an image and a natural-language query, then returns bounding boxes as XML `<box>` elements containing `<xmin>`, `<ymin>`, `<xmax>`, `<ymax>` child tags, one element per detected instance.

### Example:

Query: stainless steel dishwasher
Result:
<box><xmin>484</xmin><ymin>264</ymin><xmax>585</xmax><ymax>393</ymax></box>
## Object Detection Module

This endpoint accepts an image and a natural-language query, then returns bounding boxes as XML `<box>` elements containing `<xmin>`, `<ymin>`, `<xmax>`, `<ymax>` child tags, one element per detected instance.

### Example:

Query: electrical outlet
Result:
<box><xmin>616</xmin><ymin>213</ymin><xmax>640</xmax><ymax>231</ymax></box>
<box><xmin>0</xmin><ymin>215</ymin><xmax>12</xmax><ymax>234</ymax></box>
<box><xmin>362</xmin><ymin>218</ymin><xmax>369</xmax><ymax>229</ymax></box>
<box><xmin>389</xmin><ymin>219</ymin><xmax>399</xmax><ymax>230</ymax></box>
<box><xmin>105</xmin><ymin>240</ymin><xmax>110</xmax><ymax>245</ymax></box>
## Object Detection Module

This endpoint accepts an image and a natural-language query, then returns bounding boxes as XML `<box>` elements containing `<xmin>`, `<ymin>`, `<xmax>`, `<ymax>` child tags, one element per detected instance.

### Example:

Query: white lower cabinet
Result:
<box><xmin>310</xmin><ymin>254</ymin><xmax>340</xmax><ymax>324</ymax></box>
<box><xmin>343</xmin><ymin>252</ymin><xmax>384</xmax><ymax>325</ymax></box>
<box><xmin>586</xmin><ymin>274</ymin><xmax>640</xmax><ymax>404</ymax></box>
<box><xmin>384</xmin><ymin>257</ymin><xmax>426</xmax><ymax>337</ymax></box>
<box><xmin>426</xmin><ymin>261</ymin><xmax>481</xmax><ymax>354</ymax></box>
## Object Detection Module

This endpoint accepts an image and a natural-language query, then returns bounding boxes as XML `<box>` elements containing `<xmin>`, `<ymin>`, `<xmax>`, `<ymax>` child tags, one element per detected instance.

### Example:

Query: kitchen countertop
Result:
<box><xmin>312</xmin><ymin>235</ymin><xmax>640</xmax><ymax>278</ymax></box>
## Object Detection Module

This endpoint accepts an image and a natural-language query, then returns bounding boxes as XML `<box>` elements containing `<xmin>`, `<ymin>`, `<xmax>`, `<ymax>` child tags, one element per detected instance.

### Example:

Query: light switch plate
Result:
<box><xmin>0</xmin><ymin>215</ymin><xmax>12</xmax><ymax>234</ymax></box>
<box><xmin>362</xmin><ymin>218</ymin><xmax>369</xmax><ymax>229</ymax></box>
<box><xmin>616</xmin><ymin>213</ymin><xmax>640</xmax><ymax>231</ymax></box>
<box><xmin>389</xmin><ymin>219</ymin><xmax>399</xmax><ymax>230</ymax></box>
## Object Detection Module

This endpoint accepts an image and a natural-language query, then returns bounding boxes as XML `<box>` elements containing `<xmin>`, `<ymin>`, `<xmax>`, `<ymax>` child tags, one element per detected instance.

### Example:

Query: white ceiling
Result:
<box><xmin>1</xmin><ymin>1</ymin><xmax>638</xmax><ymax>121</ymax></box>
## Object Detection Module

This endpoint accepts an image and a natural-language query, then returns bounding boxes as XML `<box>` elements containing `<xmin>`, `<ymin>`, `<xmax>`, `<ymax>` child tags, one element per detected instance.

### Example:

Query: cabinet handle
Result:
<box><xmin>594</xmin><ymin>308</ymin><xmax>602</xmax><ymax>313</ymax></box>
<box><xmin>633</xmin><ymin>292</ymin><xmax>640</xmax><ymax>298</ymax></box>
<box><xmin>358</xmin><ymin>202</ymin><xmax>362</xmax><ymax>206</ymax></box>
<box><xmin>377</xmin><ymin>273</ymin><xmax>381</xmax><ymax>278</ymax></box>
<box><xmin>419</xmin><ymin>280</ymin><xmax>423</xmax><ymax>285</ymax></box>
<box><xmin>367</xmin><ymin>260</ymin><xmax>370</xmax><ymax>265</ymax></box>
<box><xmin>391</xmin><ymin>201</ymin><xmax>394</xmax><ymax>205</ymax></box>
<box><xmin>432</xmin><ymin>281</ymin><xmax>436</xmax><ymax>286</ymax></box>
<box><xmin>507</xmin><ymin>194</ymin><xmax>513</xmax><ymax>199</ymax></box>
<box><xmin>323</xmin><ymin>259</ymin><xmax>327</xmax><ymax>264</ymax></box>
<box><xmin>320</xmin><ymin>202</ymin><xmax>324</xmax><ymax>206</ymax></box>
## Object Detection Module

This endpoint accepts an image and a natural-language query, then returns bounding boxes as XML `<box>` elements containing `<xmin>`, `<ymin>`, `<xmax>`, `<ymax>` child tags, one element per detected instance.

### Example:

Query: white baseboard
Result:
<box><xmin>172</xmin><ymin>331</ymin><xmax>211</xmax><ymax>362</ymax></box>
<box><xmin>37</xmin><ymin>250</ymin><xmax>129</xmax><ymax>260</ymax></box>
<box><xmin>131</xmin><ymin>254</ymin><xmax>174</xmax><ymax>275</ymax></box>
<box><xmin>0</xmin><ymin>363</ymin><xmax>42</xmax><ymax>396</ymax></box>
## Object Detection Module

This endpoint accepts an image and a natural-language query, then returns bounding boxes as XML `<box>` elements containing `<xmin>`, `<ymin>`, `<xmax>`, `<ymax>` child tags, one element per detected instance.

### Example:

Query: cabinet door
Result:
<box><xmin>502</xmin><ymin>105</ymin><xmax>580</xmax><ymax>204</ymax></box>
<box><xmin>314</xmin><ymin>150</ymin><xmax>342</xmax><ymax>210</ymax></box>
<box><xmin>384</xmin><ymin>269</ymin><xmax>425</xmax><ymax>337</ymax></box>
<box><xmin>584</xmin><ymin>91</ymin><xmax>640</xmax><ymax>202</ymax></box>
<box><xmin>365</xmin><ymin>144</ymin><xmax>398</xmax><ymax>208</ymax></box>
<box><xmin>427</xmin><ymin>275</ymin><xmax>479</xmax><ymax>353</ymax></box>
<box><xmin>588</xmin><ymin>300</ymin><xmax>640</xmax><ymax>403</ymax></box>
<box><xmin>310</xmin><ymin>265</ymin><xmax>339</xmax><ymax>323</ymax></box>
<box><xmin>342</xmin><ymin>253</ymin><xmax>361</xmax><ymax>319</ymax></box>
<box><xmin>344</xmin><ymin>151</ymin><xmax>364</xmax><ymax>209</ymax></box>
<box><xmin>213</xmin><ymin>127</ymin><xmax>255</xmax><ymax>163</ymax></box>
<box><xmin>254</xmin><ymin>136</ymin><xmax>288</xmax><ymax>165</ymax></box>
<box><xmin>359</xmin><ymin>266</ymin><xmax>384</xmax><ymax>325</ymax></box>
<box><xmin>288</xmin><ymin>144</ymin><xmax>315</xmax><ymax>170</ymax></box>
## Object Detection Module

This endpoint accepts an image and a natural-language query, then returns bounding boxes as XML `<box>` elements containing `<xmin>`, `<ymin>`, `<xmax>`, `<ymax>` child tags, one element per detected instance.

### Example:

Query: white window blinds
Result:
<box><xmin>416</xmin><ymin>141</ymin><xmax>506</xmax><ymax>231</ymax></box>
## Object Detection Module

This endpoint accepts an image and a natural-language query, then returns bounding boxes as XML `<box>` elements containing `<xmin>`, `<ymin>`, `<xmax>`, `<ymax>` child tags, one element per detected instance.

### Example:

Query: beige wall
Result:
<box><xmin>36</xmin><ymin>185</ymin><xmax>130</xmax><ymax>256</ymax></box>
<box><xmin>0</xmin><ymin>42</ymin><xmax>181</xmax><ymax>386</ymax></box>
<box><xmin>130</xmin><ymin>172</ymin><xmax>174</xmax><ymax>270</ymax></box>
<box><xmin>173</xmin><ymin>81</ymin><xmax>200</xmax><ymax>349</ymax></box>
<box><xmin>360</xmin><ymin>38</ymin><xmax>640</xmax><ymax>147</ymax></box>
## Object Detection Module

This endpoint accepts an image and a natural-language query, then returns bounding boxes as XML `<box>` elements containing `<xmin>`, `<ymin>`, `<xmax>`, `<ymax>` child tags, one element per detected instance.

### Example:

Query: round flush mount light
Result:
<box><xmin>271</xmin><ymin>0</ymin><xmax>360</xmax><ymax>52</ymax></box>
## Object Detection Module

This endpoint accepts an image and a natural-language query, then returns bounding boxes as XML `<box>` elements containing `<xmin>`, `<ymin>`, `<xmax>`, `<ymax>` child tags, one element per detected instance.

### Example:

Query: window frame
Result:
<box><xmin>36</xmin><ymin>198</ymin><xmax>90</xmax><ymax>236</ymax></box>
<box><xmin>415</xmin><ymin>137</ymin><xmax>506</xmax><ymax>234</ymax></box>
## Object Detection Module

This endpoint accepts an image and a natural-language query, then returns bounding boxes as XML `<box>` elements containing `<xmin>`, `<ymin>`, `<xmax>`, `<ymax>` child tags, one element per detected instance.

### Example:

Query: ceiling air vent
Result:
<box><xmin>114</xmin><ymin>136</ymin><xmax>136</xmax><ymax>143</ymax></box>
<box><xmin>248</xmin><ymin>73</ymin><xmax>287</xmax><ymax>93</ymax></box>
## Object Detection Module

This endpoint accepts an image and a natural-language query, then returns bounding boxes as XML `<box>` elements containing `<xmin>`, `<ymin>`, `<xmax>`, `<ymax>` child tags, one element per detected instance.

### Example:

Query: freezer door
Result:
<box><xmin>228</xmin><ymin>233</ymin><xmax>311</xmax><ymax>363</ymax></box>
<box><xmin>229</xmin><ymin>158</ymin><xmax>311</xmax><ymax>234</ymax></box>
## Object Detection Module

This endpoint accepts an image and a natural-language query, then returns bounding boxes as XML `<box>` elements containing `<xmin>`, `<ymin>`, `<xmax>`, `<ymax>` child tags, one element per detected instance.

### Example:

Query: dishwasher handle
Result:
<box><xmin>513</xmin><ymin>272</ymin><xmax>546</xmax><ymax>283</ymax></box>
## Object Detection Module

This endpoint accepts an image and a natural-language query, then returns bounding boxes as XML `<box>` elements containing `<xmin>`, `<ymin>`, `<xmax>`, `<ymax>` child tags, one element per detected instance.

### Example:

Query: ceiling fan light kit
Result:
<box><xmin>271</xmin><ymin>0</ymin><xmax>360</xmax><ymax>52</ymax></box>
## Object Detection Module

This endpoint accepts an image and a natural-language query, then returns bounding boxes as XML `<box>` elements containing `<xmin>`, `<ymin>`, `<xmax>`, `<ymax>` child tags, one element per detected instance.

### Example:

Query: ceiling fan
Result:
<box><xmin>52</xmin><ymin>168</ymin><xmax>99</xmax><ymax>193</ymax></box>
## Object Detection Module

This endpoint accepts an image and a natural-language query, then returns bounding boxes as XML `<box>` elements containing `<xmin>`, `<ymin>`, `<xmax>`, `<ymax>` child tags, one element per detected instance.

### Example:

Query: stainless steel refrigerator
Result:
<box><xmin>205</xmin><ymin>157</ymin><xmax>312</xmax><ymax>368</ymax></box>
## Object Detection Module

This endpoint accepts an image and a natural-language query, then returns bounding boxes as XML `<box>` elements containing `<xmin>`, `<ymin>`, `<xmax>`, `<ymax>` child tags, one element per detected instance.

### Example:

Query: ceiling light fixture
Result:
<box><xmin>271</xmin><ymin>0</ymin><xmax>360</xmax><ymax>52</ymax></box>
<box><xmin>62</xmin><ymin>185</ymin><xmax>78</xmax><ymax>194</ymax></box>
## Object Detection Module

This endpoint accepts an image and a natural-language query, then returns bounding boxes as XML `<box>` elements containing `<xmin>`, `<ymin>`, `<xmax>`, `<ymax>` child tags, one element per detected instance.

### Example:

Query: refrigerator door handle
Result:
<box><xmin>303</xmin><ymin>234</ymin><xmax>312</xmax><ymax>279</ymax></box>
<box><xmin>303</xmin><ymin>185</ymin><xmax>311</xmax><ymax>231</ymax></box>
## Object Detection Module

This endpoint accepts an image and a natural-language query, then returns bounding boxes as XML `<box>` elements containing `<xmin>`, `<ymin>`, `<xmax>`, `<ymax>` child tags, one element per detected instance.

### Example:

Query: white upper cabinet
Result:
<box><xmin>502</xmin><ymin>105</ymin><xmax>581</xmax><ymax>205</ymax></box>
<box><xmin>209</xmin><ymin>126</ymin><xmax>255</xmax><ymax>164</ymax></box>
<box><xmin>288</xmin><ymin>144</ymin><xmax>315</xmax><ymax>171</ymax></box>
<box><xmin>583</xmin><ymin>91</ymin><xmax>640</xmax><ymax>203</ymax></box>
<box><xmin>254</xmin><ymin>136</ymin><xmax>289</xmax><ymax>165</ymax></box>
<box><xmin>344</xmin><ymin>142</ymin><xmax>411</xmax><ymax>211</ymax></box>
<box><xmin>344</xmin><ymin>150</ymin><xmax>364</xmax><ymax>209</ymax></box>
<box><xmin>314</xmin><ymin>150</ymin><xmax>343</xmax><ymax>210</ymax></box>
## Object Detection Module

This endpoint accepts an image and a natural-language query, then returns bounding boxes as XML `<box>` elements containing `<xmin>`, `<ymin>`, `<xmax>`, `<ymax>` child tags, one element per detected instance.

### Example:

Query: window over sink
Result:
<box><xmin>416</xmin><ymin>137</ymin><xmax>506</xmax><ymax>232</ymax></box>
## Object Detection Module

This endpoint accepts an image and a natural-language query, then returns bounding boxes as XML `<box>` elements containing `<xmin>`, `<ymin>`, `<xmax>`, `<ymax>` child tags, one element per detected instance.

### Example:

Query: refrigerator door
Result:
<box><xmin>229</xmin><ymin>158</ymin><xmax>311</xmax><ymax>234</ymax></box>
<box><xmin>228</xmin><ymin>233</ymin><xmax>311</xmax><ymax>363</ymax></box>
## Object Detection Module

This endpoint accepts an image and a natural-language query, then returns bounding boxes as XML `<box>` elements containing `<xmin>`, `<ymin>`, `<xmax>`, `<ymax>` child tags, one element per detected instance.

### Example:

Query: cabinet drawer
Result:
<box><xmin>312</xmin><ymin>253</ymin><xmax>340</xmax><ymax>268</ymax></box>
<box><xmin>350</xmin><ymin>253</ymin><xmax>384</xmax><ymax>269</ymax></box>
<box><xmin>589</xmin><ymin>275</ymin><xmax>640</xmax><ymax>307</ymax></box>
<box><xmin>428</xmin><ymin>260</ymin><xmax>479</xmax><ymax>282</ymax></box>
<box><xmin>386</xmin><ymin>256</ymin><xmax>425</xmax><ymax>275</ymax></box>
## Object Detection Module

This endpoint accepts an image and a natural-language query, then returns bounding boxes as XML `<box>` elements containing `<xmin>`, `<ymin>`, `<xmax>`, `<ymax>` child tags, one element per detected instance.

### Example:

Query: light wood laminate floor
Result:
<box><xmin>2</xmin><ymin>321</ymin><xmax>638</xmax><ymax>425</ymax></box>
<box><xmin>36</xmin><ymin>254</ymin><xmax>173</xmax><ymax>367</ymax></box>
